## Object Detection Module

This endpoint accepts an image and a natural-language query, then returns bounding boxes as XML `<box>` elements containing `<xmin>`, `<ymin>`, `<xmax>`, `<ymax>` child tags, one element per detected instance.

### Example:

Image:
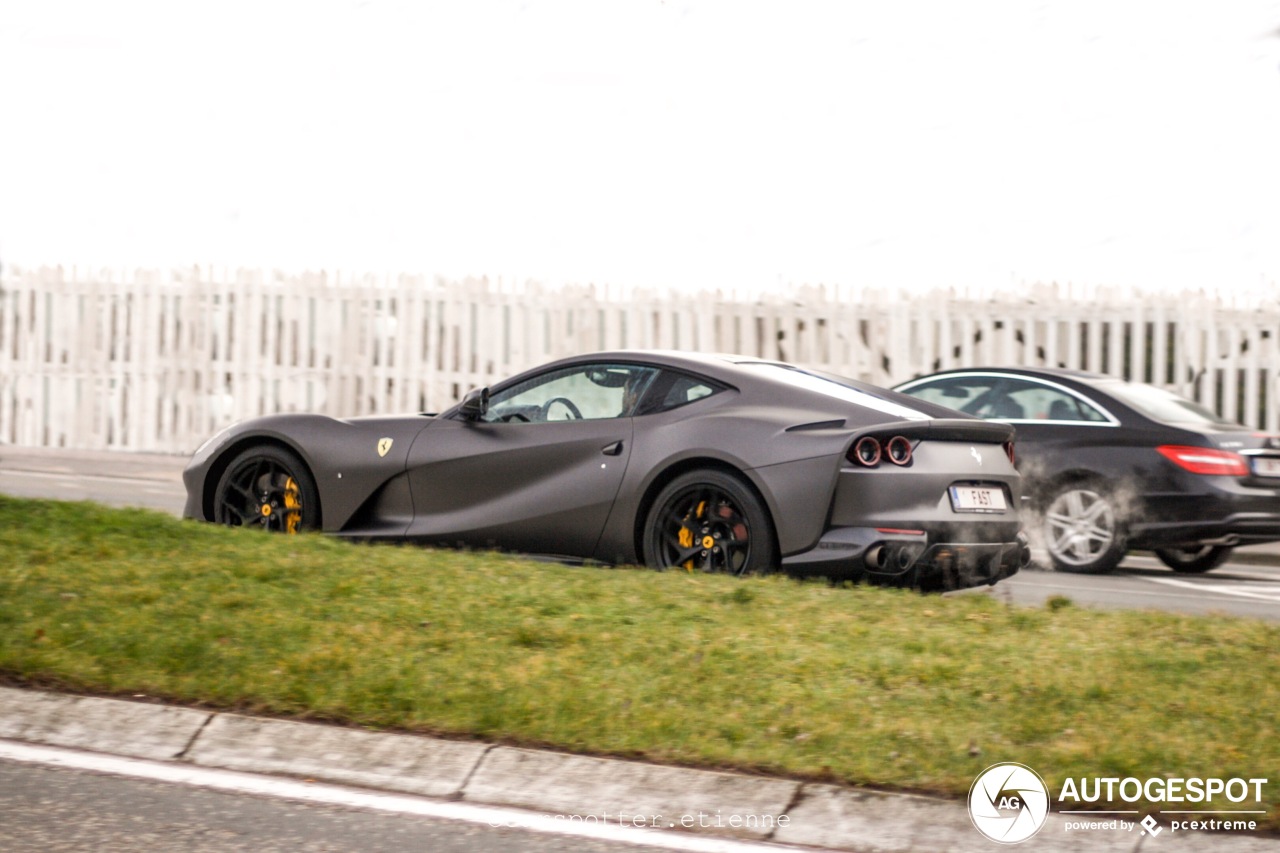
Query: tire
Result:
<box><xmin>1153</xmin><ymin>545</ymin><xmax>1233</xmax><ymax>573</ymax></box>
<box><xmin>642</xmin><ymin>469</ymin><xmax>778</xmax><ymax>576</ymax></box>
<box><xmin>1041</xmin><ymin>482</ymin><xmax>1126</xmax><ymax>574</ymax></box>
<box><xmin>214</xmin><ymin>445</ymin><xmax>320</xmax><ymax>533</ymax></box>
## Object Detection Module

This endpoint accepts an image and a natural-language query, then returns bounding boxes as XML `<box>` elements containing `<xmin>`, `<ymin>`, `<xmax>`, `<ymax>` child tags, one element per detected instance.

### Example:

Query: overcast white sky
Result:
<box><xmin>3</xmin><ymin>0</ymin><xmax>1279</xmax><ymax>294</ymax></box>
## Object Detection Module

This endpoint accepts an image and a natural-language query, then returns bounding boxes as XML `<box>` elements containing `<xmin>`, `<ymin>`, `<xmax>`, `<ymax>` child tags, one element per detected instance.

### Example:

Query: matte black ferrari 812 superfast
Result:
<box><xmin>895</xmin><ymin>367</ymin><xmax>1280</xmax><ymax>574</ymax></box>
<box><xmin>184</xmin><ymin>351</ymin><xmax>1029</xmax><ymax>590</ymax></box>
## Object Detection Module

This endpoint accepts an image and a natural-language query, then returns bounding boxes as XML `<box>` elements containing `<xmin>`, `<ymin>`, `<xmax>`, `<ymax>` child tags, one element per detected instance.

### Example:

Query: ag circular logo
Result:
<box><xmin>969</xmin><ymin>762</ymin><xmax>1050</xmax><ymax>844</ymax></box>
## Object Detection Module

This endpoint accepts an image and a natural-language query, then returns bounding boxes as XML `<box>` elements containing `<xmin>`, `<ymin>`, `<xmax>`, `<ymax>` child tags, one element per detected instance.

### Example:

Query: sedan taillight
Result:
<box><xmin>1156</xmin><ymin>445</ymin><xmax>1248</xmax><ymax>477</ymax></box>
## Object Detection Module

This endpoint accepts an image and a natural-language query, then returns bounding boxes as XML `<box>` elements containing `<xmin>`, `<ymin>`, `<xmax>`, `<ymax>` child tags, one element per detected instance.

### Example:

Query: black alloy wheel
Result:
<box><xmin>643</xmin><ymin>469</ymin><xmax>777</xmax><ymax>576</ymax></box>
<box><xmin>214</xmin><ymin>445</ymin><xmax>320</xmax><ymax>533</ymax></box>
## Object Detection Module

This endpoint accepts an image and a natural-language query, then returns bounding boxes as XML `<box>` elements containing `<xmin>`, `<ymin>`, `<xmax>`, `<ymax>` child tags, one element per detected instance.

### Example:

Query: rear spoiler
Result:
<box><xmin>853</xmin><ymin>418</ymin><xmax>1016</xmax><ymax>444</ymax></box>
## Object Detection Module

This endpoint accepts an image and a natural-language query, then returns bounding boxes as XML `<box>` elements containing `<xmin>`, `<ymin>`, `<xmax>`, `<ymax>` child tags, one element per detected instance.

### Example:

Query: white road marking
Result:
<box><xmin>1010</xmin><ymin>578</ymin><xmax>1233</xmax><ymax>601</ymax></box>
<box><xmin>1142</xmin><ymin>576</ymin><xmax>1280</xmax><ymax>603</ymax></box>
<box><xmin>1125</xmin><ymin>555</ymin><xmax>1279</xmax><ymax>581</ymax></box>
<box><xmin>0</xmin><ymin>741</ymin><xmax>814</xmax><ymax>853</ymax></box>
<box><xmin>0</xmin><ymin>470</ymin><xmax>179</xmax><ymax>487</ymax></box>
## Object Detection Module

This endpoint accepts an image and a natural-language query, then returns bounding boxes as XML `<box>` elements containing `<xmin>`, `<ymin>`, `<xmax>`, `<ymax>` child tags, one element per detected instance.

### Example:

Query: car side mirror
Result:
<box><xmin>459</xmin><ymin>387</ymin><xmax>490</xmax><ymax>421</ymax></box>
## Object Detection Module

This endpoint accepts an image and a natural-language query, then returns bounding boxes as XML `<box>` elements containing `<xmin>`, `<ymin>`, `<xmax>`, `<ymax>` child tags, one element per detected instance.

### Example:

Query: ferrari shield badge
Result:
<box><xmin>377</xmin><ymin>437</ymin><xmax>393</xmax><ymax>458</ymax></box>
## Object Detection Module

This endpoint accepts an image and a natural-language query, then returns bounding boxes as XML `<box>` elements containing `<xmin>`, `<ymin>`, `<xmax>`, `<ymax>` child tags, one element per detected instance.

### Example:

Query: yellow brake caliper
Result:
<box><xmin>679</xmin><ymin>500</ymin><xmax>707</xmax><ymax>570</ymax></box>
<box><xmin>282</xmin><ymin>477</ymin><xmax>302</xmax><ymax>534</ymax></box>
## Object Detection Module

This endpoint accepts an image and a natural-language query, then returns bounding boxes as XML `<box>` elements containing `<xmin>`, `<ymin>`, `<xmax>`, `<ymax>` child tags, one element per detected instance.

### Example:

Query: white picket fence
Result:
<box><xmin>1</xmin><ymin>265</ymin><xmax>1278</xmax><ymax>453</ymax></box>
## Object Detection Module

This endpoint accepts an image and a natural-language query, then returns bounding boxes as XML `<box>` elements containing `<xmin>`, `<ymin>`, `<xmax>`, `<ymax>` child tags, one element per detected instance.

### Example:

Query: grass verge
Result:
<box><xmin>1</xmin><ymin>495</ymin><xmax>1277</xmax><ymax>828</ymax></box>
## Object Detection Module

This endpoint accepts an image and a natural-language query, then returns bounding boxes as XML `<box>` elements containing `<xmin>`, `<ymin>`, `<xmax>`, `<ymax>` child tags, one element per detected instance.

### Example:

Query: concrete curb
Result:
<box><xmin>2</xmin><ymin>686</ymin><xmax>1277</xmax><ymax>851</ymax></box>
<box><xmin>186</xmin><ymin>712</ymin><xmax>489</xmax><ymax>799</ymax></box>
<box><xmin>461</xmin><ymin>745</ymin><xmax>798</xmax><ymax>841</ymax></box>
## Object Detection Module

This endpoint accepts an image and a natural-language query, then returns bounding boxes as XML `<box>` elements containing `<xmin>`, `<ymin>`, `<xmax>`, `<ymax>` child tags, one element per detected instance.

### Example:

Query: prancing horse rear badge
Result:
<box><xmin>377</xmin><ymin>438</ymin><xmax>393</xmax><ymax>458</ymax></box>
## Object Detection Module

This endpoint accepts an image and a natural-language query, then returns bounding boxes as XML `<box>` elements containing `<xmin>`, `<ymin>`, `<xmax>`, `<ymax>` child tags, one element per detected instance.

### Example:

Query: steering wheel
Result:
<box><xmin>540</xmin><ymin>396</ymin><xmax>584</xmax><ymax>421</ymax></box>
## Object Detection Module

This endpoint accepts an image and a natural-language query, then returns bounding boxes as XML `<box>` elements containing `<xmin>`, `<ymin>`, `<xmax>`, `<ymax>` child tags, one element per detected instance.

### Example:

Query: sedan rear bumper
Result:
<box><xmin>1129</xmin><ymin>512</ymin><xmax>1280</xmax><ymax>549</ymax></box>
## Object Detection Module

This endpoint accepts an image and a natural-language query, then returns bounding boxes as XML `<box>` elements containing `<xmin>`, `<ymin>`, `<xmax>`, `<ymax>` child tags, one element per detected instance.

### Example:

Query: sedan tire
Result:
<box><xmin>1153</xmin><ymin>545</ymin><xmax>1233</xmax><ymax>573</ymax></box>
<box><xmin>1042</xmin><ymin>482</ymin><xmax>1126</xmax><ymax>574</ymax></box>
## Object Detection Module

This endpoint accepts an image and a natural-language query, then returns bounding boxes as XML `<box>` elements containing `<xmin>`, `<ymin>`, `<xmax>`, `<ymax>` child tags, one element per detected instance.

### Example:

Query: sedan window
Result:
<box><xmin>1099</xmin><ymin>380</ymin><xmax>1232</xmax><ymax>426</ymax></box>
<box><xmin>1002</xmin><ymin>380</ymin><xmax>1108</xmax><ymax>422</ymax></box>
<box><xmin>900</xmin><ymin>375</ymin><xmax>1109</xmax><ymax>422</ymax></box>
<box><xmin>482</xmin><ymin>365</ymin><xmax>658</xmax><ymax>423</ymax></box>
<box><xmin>898</xmin><ymin>377</ymin><xmax>999</xmax><ymax>412</ymax></box>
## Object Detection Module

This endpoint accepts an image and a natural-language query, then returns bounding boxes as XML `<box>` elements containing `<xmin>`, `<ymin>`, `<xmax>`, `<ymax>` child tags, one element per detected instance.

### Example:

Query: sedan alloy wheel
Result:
<box><xmin>1043</xmin><ymin>484</ymin><xmax>1125</xmax><ymax>574</ymax></box>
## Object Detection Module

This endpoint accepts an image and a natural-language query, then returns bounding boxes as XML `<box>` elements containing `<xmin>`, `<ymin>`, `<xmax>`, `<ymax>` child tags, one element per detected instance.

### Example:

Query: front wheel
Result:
<box><xmin>214</xmin><ymin>445</ymin><xmax>320</xmax><ymax>533</ymax></box>
<box><xmin>1153</xmin><ymin>545</ymin><xmax>1233</xmax><ymax>573</ymax></box>
<box><xmin>642</xmin><ymin>470</ymin><xmax>777</xmax><ymax>576</ymax></box>
<box><xmin>1042</xmin><ymin>483</ymin><xmax>1126</xmax><ymax>574</ymax></box>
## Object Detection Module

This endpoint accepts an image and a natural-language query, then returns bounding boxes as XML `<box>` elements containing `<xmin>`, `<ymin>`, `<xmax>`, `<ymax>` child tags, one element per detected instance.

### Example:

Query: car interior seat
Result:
<box><xmin>987</xmin><ymin>397</ymin><xmax>1026</xmax><ymax>419</ymax></box>
<box><xmin>1047</xmin><ymin>399</ymin><xmax>1076</xmax><ymax>420</ymax></box>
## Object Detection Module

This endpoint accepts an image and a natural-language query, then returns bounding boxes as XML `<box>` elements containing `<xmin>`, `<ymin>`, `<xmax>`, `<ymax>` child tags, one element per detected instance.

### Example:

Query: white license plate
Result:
<box><xmin>1252</xmin><ymin>457</ymin><xmax>1280</xmax><ymax>477</ymax></box>
<box><xmin>949</xmin><ymin>486</ymin><xmax>1007</xmax><ymax>512</ymax></box>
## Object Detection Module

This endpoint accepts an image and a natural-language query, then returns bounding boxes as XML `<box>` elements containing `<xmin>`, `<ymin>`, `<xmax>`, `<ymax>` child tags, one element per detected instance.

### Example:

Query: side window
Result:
<box><xmin>481</xmin><ymin>365</ymin><xmax>657</xmax><ymax>423</ymax></box>
<box><xmin>635</xmin><ymin>371</ymin><xmax>725</xmax><ymax>416</ymax></box>
<box><xmin>1003</xmin><ymin>379</ymin><xmax>1107</xmax><ymax>422</ymax></box>
<box><xmin>903</xmin><ymin>376</ymin><xmax>1109</xmax><ymax>422</ymax></box>
<box><xmin>900</xmin><ymin>377</ymin><xmax>998</xmax><ymax>413</ymax></box>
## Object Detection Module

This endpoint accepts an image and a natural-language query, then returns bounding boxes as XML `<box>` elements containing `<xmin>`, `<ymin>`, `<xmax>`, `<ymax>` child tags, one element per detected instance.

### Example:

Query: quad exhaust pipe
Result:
<box><xmin>864</xmin><ymin>542</ymin><xmax>920</xmax><ymax>572</ymax></box>
<box><xmin>867</xmin><ymin>534</ymin><xmax>1033</xmax><ymax>572</ymax></box>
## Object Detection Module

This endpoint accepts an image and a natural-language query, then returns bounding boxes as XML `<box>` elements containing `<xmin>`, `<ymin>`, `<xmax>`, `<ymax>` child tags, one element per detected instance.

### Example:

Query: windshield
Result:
<box><xmin>1100</xmin><ymin>381</ymin><xmax>1232</xmax><ymax>426</ymax></box>
<box><xmin>745</xmin><ymin>364</ymin><xmax>930</xmax><ymax>420</ymax></box>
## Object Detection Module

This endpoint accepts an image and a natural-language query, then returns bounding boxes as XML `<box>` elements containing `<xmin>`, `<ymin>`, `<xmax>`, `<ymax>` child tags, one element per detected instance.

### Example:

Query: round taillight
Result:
<box><xmin>853</xmin><ymin>436</ymin><xmax>881</xmax><ymax>466</ymax></box>
<box><xmin>886</xmin><ymin>435</ymin><xmax>913</xmax><ymax>466</ymax></box>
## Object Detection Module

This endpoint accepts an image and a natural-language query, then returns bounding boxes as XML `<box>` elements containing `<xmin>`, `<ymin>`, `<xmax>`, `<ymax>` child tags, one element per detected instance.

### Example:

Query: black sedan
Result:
<box><xmin>184</xmin><ymin>351</ymin><xmax>1028</xmax><ymax>590</ymax></box>
<box><xmin>894</xmin><ymin>367</ymin><xmax>1280</xmax><ymax>574</ymax></box>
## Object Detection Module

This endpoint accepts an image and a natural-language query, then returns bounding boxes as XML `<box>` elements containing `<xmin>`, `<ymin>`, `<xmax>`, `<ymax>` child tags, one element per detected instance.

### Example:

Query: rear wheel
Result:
<box><xmin>1042</xmin><ymin>482</ymin><xmax>1126</xmax><ymax>574</ymax></box>
<box><xmin>642</xmin><ymin>470</ymin><xmax>777</xmax><ymax>576</ymax></box>
<box><xmin>1153</xmin><ymin>545</ymin><xmax>1233</xmax><ymax>573</ymax></box>
<box><xmin>214</xmin><ymin>446</ymin><xmax>320</xmax><ymax>533</ymax></box>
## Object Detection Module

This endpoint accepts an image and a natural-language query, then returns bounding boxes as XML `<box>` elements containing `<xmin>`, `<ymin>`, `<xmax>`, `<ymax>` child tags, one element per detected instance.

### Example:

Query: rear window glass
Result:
<box><xmin>746</xmin><ymin>364</ymin><xmax>929</xmax><ymax>420</ymax></box>
<box><xmin>1099</xmin><ymin>381</ymin><xmax>1231</xmax><ymax>426</ymax></box>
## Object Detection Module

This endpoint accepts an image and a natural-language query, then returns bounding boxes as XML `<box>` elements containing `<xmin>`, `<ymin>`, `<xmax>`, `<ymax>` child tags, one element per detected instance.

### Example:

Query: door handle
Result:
<box><xmin>601</xmin><ymin>441</ymin><xmax>624</xmax><ymax>456</ymax></box>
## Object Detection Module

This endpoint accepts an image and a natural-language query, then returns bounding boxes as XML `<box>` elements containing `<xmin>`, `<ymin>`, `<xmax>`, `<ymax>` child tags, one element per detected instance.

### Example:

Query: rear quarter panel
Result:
<box><xmin>593</xmin><ymin>388</ymin><xmax>922</xmax><ymax>563</ymax></box>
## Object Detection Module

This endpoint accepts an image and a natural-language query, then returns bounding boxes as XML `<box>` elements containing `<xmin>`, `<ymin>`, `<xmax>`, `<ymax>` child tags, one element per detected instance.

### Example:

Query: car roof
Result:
<box><xmin>539</xmin><ymin>349</ymin><xmax>808</xmax><ymax>382</ymax></box>
<box><xmin>502</xmin><ymin>349</ymin><xmax>958</xmax><ymax>420</ymax></box>
<box><xmin>897</xmin><ymin>366</ymin><xmax>1113</xmax><ymax>387</ymax></box>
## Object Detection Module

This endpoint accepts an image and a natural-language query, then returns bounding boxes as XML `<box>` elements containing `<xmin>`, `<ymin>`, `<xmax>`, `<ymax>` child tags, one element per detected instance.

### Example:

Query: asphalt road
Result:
<box><xmin>986</xmin><ymin>554</ymin><xmax>1280</xmax><ymax>621</ymax></box>
<box><xmin>2</xmin><ymin>445</ymin><xmax>1278</xmax><ymax>621</ymax></box>
<box><xmin>0</xmin><ymin>754</ymin><xmax>713</xmax><ymax>853</ymax></box>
